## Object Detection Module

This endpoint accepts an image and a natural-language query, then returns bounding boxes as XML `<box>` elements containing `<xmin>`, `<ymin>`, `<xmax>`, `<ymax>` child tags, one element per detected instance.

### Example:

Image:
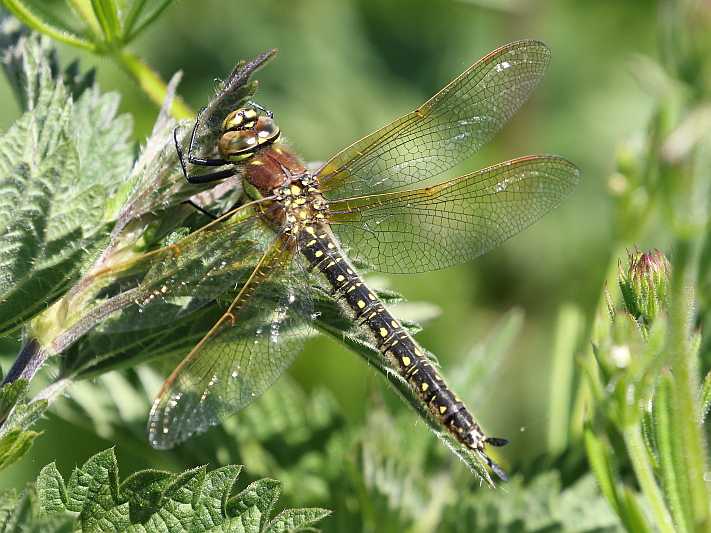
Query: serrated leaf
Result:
<box><xmin>118</xmin><ymin>469</ymin><xmax>174</xmax><ymax>524</ymax></box>
<box><xmin>0</xmin><ymin>380</ymin><xmax>29</xmax><ymax>421</ymax></box>
<box><xmin>265</xmin><ymin>508</ymin><xmax>331</xmax><ymax>533</ymax></box>
<box><xmin>0</xmin><ymin>378</ymin><xmax>46</xmax><ymax>471</ymax></box>
<box><xmin>439</xmin><ymin>472</ymin><xmax>620</xmax><ymax>532</ymax></box>
<box><xmin>226</xmin><ymin>478</ymin><xmax>281</xmax><ymax>532</ymax></box>
<box><xmin>71</xmin><ymin>86</ymin><xmax>133</xmax><ymax>192</ymax></box>
<box><xmin>192</xmin><ymin>465</ymin><xmax>243</xmax><ymax>530</ymax></box>
<box><xmin>0</xmin><ymin>486</ymin><xmax>74</xmax><ymax>532</ymax></box>
<box><xmin>0</xmin><ymin>34</ymin><xmax>132</xmax><ymax>335</ymax></box>
<box><xmin>36</xmin><ymin>463</ymin><xmax>71</xmax><ymax>515</ymax></box>
<box><xmin>0</xmin><ymin>428</ymin><xmax>40</xmax><ymax>470</ymax></box>
<box><xmin>27</xmin><ymin>448</ymin><xmax>329</xmax><ymax>532</ymax></box>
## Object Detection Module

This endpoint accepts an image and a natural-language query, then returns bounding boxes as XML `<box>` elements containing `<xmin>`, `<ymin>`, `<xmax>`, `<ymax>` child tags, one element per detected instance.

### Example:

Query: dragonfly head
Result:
<box><xmin>218</xmin><ymin>106</ymin><xmax>280</xmax><ymax>161</ymax></box>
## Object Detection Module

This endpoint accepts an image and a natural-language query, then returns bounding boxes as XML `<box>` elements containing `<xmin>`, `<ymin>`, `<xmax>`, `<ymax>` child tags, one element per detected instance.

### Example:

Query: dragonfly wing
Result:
<box><xmin>147</xmin><ymin>236</ymin><xmax>315</xmax><ymax>449</ymax></box>
<box><xmin>100</xmin><ymin>209</ymin><xmax>269</xmax><ymax>332</ymax></box>
<box><xmin>327</xmin><ymin>156</ymin><xmax>580</xmax><ymax>273</ymax></box>
<box><xmin>316</xmin><ymin>40</ymin><xmax>550</xmax><ymax>199</ymax></box>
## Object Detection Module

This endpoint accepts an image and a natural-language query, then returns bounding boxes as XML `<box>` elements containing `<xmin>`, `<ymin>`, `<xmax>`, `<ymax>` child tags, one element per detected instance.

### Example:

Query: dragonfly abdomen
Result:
<box><xmin>298</xmin><ymin>223</ymin><xmax>506</xmax><ymax>477</ymax></box>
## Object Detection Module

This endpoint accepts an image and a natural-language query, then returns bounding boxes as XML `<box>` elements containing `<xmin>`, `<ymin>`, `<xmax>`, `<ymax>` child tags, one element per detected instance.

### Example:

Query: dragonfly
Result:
<box><xmin>147</xmin><ymin>40</ymin><xmax>579</xmax><ymax>481</ymax></box>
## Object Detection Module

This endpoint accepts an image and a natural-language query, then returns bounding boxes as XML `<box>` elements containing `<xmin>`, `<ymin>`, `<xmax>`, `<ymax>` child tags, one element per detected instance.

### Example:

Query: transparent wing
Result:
<box><xmin>148</xmin><ymin>236</ymin><xmax>315</xmax><ymax>449</ymax></box>
<box><xmin>316</xmin><ymin>40</ymin><xmax>550</xmax><ymax>199</ymax></box>
<box><xmin>327</xmin><ymin>156</ymin><xmax>580</xmax><ymax>273</ymax></box>
<box><xmin>96</xmin><ymin>210</ymin><xmax>267</xmax><ymax>332</ymax></box>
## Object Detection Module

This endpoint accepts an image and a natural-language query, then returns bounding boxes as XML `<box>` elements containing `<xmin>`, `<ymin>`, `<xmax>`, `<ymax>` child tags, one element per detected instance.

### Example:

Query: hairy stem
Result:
<box><xmin>115</xmin><ymin>49</ymin><xmax>194</xmax><ymax>120</ymax></box>
<box><xmin>623</xmin><ymin>423</ymin><xmax>675</xmax><ymax>533</ymax></box>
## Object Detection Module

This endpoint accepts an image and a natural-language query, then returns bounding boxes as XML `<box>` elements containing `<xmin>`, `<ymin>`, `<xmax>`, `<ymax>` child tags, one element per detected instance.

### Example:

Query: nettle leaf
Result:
<box><xmin>0</xmin><ymin>33</ymin><xmax>133</xmax><ymax>335</ymax></box>
<box><xmin>0</xmin><ymin>487</ymin><xmax>74</xmax><ymax>533</ymax></box>
<box><xmin>0</xmin><ymin>379</ymin><xmax>45</xmax><ymax>471</ymax></box>
<box><xmin>265</xmin><ymin>508</ymin><xmax>332</xmax><ymax>533</ymax></box>
<box><xmin>27</xmin><ymin>448</ymin><xmax>331</xmax><ymax>532</ymax></box>
<box><xmin>439</xmin><ymin>472</ymin><xmax>621</xmax><ymax>532</ymax></box>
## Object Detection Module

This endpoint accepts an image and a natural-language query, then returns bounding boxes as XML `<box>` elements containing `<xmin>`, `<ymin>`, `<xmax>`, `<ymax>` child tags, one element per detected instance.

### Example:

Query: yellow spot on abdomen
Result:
<box><xmin>357</xmin><ymin>300</ymin><xmax>366</xmax><ymax>309</ymax></box>
<box><xmin>439</xmin><ymin>405</ymin><xmax>447</xmax><ymax>414</ymax></box>
<box><xmin>336</xmin><ymin>275</ymin><xmax>345</xmax><ymax>282</ymax></box>
<box><xmin>379</xmin><ymin>327</ymin><xmax>388</xmax><ymax>337</ymax></box>
<box><xmin>421</xmin><ymin>382</ymin><xmax>429</xmax><ymax>392</ymax></box>
<box><xmin>314</xmin><ymin>250</ymin><xmax>323</xmax><ymax>258</ymax></box>
<box><xmin>402</xmin><ymin>356</ymin><xmax>411</xmax><ymax>366</ymax></box>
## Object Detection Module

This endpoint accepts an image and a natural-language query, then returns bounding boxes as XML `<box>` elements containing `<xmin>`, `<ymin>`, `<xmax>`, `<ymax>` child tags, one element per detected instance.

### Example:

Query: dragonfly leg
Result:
<box><xmin>182</xmin><ymin>199</ymin><xmax>218</xmax><ymax>220</ymax></box>
<box><xmin>174</xmin><ymin>119</ymin><xmax>235</xmax><ymax>184</ymax></box>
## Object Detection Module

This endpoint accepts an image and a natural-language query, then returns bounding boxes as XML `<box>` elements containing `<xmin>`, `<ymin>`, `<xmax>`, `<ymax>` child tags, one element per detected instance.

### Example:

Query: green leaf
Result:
<box><xmin>439</xmin><ymin>471</ymin><xmax>621</xmax><ymax>532</ymax></box>
<box><xmin>1</xmin><ymin>1</ymin><xmax>96</xmax><ymax>51</ymax></box>
<box><xmin>583</xmin><ymin>425</ymin><xmax>622</xmax><ymax>518</ymax></box>
<box><xmin>25</xmin><ymin>448</ymin><xmax>331</xmax><ymax>532</ymax></box>
<box><xmin>0</xmin><ymin>429</ymin><xmax>41</xmax><ymax>471</ymax></box>
<box><xmin>0</xmin><ymin>487</ymin><xmax>74</xmax><ymax>532</ymax></box>
<box><xmin>265</xmin><ymin>508</ymin><xmax>332</xmax><ymax>533</ymax></box>
<box><xmin>654</xmin><ymin>371</ymin><xmax>693</xmax><ymax>532</ymax></box>
<box><xmin>547</xmin><ymin>304</ymin><xmax>584</xmax><ymax>454</ymax></box>
<box><xmin>123</xmin><ymin>0</ymin><xmax>176</xmax><ymax>42</ymax></box>
<box><xmin>0</xmin><ymin>379</ymin><xmax>46</xmax><ymax>472</ymax></box>
<box><xmin>90</xmin><ymin>0</ymin><xmax>122</xmax><ymax>44</ymax></box>
<box><xmin>0</xmin><ymin>380</ymin><xmax>29</xmax><ymax>422</ymax></box>
<box><xmin>0</xmin><ymin>33</ymin><xmax>133</xmax><ymax>335</ymax></box>
<box><xmin>226</xmin><ymin>478</ymin><xmax>281</xmax><ymax>532</ymax></box>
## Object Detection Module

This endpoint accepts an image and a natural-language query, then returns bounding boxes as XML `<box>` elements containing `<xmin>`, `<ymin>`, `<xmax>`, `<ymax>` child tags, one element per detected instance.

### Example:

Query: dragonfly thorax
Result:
<box><xmin>274</xmin><ymin>174</ymin><xmax>329</xmax><ymax>235</ymax></box>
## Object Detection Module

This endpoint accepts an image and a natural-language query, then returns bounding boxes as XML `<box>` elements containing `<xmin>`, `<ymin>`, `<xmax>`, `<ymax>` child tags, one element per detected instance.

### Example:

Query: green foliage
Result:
<box><xmin>575</xmin><ymin>2</ymin><xmax>711</xmax><ymax>531</ymax></box>
<box><xmin>42</xmin><ymin>313</ymin><xmax>623</xmax><ymax>532</ymax></box>
<box><xmin>439</xmin><ymin>472</ymin><xmax>620</xmax><ymax>532</ymax></box>
<box><xmin>0</xmin><ymin>30</ymin><xmax>132</xmax><ymax>336</ymax></box>
<box><xmin>1</xmin><ymin>1</ymin><xmax>710</xmax><ymax>531</ymax></box>
<box><xmin>0</xmin><ymin>380</ymin><xmax>45</xmax><ymax>471</ymax></box>
<box><xmin>0</xmin><ymin>447</ymin><xmax>329</xmax><ymax>532</ymax></box>
<box><xmin>1</xmin><ymin>0</ymin><xmax>191</xmax><ymax>117</ymax></box>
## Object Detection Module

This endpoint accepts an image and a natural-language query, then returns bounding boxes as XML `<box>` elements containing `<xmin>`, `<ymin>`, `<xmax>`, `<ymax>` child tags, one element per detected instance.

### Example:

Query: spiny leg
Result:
<box><xmin>183</xmin><ymin>199</ymin><xmax>218</xmax><ymax>220</ymax></box>
<box><xmin>174</xmin><ymin>115</ymin><xmax>235</xmax><ymax>184</ymax></box>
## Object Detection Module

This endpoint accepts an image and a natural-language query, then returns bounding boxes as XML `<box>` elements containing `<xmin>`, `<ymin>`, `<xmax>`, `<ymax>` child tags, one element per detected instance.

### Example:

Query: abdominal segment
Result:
<box><xmin>297</xmin><ymin>222</ymin><xmax>488</xmax><ymax>452</ymax></box>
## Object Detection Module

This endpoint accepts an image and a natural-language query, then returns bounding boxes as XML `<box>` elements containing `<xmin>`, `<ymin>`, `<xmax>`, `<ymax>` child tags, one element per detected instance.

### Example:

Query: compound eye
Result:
<box><xmin>218</xmin><ymin>130</ymin><xmax>259</xmax><ymax>158</ymax></box>
<box><xmin>222</xmin><ymin>108</ymin><xmax>258</xmax><ymax>132</ymax></box>
<box><xmin>254</xmin><ymin>116</ymin><xmax>280</xmax><ymax>143</ymax></box>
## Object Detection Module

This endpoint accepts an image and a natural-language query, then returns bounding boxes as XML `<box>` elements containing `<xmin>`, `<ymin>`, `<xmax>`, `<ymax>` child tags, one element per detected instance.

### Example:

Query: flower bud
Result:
<box><xmin>618</xmin><ymin>249</ymin><xmax>671</xmax><ymax>325</ymax></box>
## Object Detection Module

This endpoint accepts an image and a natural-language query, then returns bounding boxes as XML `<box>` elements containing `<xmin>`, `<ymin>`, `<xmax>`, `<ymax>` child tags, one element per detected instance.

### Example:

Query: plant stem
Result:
<box><xmin>667</xmin><ymin>237</ymin><xmax>710</xmax><ymax>530</ymax></box>
<box><xmin>65</xmin><ymin>0</ymin><xmax>102</xmax><ymax>41</ymax></box>
<box><xmin>623</xmin><ymin>423</ymin><xmax>675</xmax><ymax>533</ymax></box>
<box><xmin>1</xmin><ymin>338</ymin><xmax>45</xmax><ymax>385</ymax></box>
<box><xmin>3</xmin><ymin>0</ymin><xmax>97</xmax><ymax>51</ymax></box>
<box><xmin>115</xmin><ymin>49</ymin><xmax>194</xmax><ymax>120</ymax></box>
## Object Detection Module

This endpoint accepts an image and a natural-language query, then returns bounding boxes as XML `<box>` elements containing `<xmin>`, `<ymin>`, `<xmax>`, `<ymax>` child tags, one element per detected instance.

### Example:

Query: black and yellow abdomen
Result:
<box><xmin>297</xmin><ymin>222</ymin><xmax>507</xmax><ymax>478</ymax></box>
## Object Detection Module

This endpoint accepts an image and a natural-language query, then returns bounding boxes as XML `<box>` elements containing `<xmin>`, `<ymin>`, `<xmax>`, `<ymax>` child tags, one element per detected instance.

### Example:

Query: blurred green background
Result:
<box><xmin>0</xmin><ymin>0</ymin><xmax>659</xmax><ymax>501</ymax></box>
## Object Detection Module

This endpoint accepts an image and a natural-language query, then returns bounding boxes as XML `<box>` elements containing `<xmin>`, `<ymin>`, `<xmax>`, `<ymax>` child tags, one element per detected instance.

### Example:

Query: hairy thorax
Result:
<box><xmin>242</xmin><ymin>145</ymin><xmax>329</xmax><ymax>235</ymax></box>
